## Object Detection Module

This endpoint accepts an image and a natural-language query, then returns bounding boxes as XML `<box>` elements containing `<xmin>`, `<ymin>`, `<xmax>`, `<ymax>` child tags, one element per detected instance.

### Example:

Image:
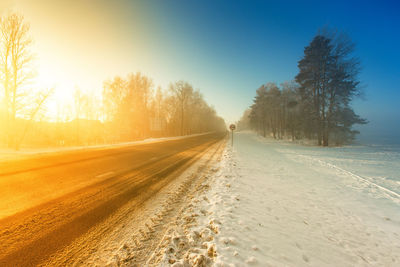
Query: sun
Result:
<box><xmin>35</xmin><ymin>63</ymin><xmax>74</xmax><ymax>122</ymax></box>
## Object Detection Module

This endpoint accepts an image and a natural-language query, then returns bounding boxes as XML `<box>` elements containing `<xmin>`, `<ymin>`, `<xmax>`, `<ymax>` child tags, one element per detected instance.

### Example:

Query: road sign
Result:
<box><xmin>229</xmin><ymin>124</ymin><xmax>236</xmax><ymax>146</ymax></box>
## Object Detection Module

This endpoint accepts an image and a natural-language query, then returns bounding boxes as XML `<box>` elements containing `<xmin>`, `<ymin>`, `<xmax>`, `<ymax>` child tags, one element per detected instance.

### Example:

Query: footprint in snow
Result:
<box><xmin>246</xmin><ymin>256</ymin><xmax>258</xmax><ymax>264</ymax></box>
<box><xmin>302</xmin><ymin>254</ymin><xmax>310</xmax><ymax>263</ymax></box>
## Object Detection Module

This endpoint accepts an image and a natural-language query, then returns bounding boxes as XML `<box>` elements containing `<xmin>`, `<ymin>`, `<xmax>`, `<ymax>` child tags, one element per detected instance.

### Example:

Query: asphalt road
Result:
<box><xmin>0</xmin><ymin>132</ymin><xmax>225</xmax><ymax>266</ymax></box>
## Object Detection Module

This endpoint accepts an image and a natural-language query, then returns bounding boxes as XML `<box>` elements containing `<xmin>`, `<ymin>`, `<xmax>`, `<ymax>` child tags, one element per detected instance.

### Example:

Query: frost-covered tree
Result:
<box><xmin>296</xmin><ymin>30</ymin><xmax>366</xmax><ymax>145</ymax></box>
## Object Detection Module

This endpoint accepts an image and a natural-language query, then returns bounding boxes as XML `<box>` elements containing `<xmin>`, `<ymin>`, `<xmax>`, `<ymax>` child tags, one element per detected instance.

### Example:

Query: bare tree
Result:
<box><xmin>0</xmin><ymin>12</ymin><xmax>48</xmax><ymax>149</ymax></box>
<box><xmin>126</xmin><ymin>72</ymin><xmax>153</xmax><ymax>137</ymax></box>
<box><xmin>169</xmin><ymin>81</ymin><xmax>193</xmax><ymax>135</ymax></box>
<box><xmin>150</xmin><ymin>86</ymin><xmax>166</xmax><ymax>134</ymax></box>
<box><xmin>73</xmin><ymin>87</ymin><xmax>84</xmax><ymax>144</ymax></box>
<box><xmin>16</xmin><ymin>88</ymin><xmax>53</xmax><ymax>150</ymax></box>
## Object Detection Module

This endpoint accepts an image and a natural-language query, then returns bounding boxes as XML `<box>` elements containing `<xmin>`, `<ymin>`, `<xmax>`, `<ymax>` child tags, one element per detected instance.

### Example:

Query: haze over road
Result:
<box><xmin>0</xmin><ymin>132</ymin><xmax>225</xmax><ymax>266</ymax></box>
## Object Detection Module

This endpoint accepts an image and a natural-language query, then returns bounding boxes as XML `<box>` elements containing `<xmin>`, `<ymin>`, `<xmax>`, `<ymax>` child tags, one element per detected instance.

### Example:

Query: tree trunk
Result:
<box><xmin>323</xmin><ymin>127</ymin><xmax>329</xmax><ymax>146</ymax></box>
<box><xmin>180</xmin><ymin>103</ymin><xmax>184</xmax><ymax>136</ymax></box>
<box><xmin>317</xmin><ymin>127</ymin><xmax>322</xmax><ymax>146</ymax></box>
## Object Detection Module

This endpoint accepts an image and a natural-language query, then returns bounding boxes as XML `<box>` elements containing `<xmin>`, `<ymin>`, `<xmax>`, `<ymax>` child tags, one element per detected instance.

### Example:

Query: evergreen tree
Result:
<box><xmin>296</xmin><ymin>31</ymin><xmax>366</xmax><ymax>146</ymax></box>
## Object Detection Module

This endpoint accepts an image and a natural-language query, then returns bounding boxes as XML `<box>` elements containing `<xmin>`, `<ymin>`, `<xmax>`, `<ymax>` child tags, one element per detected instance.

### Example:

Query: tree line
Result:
<box><xmin>0</xmin><ymin>13</ymin><xmax>225</xmax><ymax>149</ymax></box>
<box><xmin>240</xmin><ymin>30</ymin><xmax>367</xmax><ymax>146</ymax></box>
<box><xmin>101</xmin><ymin>75</ymin><xmax>226</xmax><ymax>143</ymax></box>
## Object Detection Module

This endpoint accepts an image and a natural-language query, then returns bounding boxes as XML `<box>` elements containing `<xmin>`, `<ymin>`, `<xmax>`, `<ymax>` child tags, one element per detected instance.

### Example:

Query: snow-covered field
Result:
<box><xmin>162</xmin><ymin>131</ymin><xmax>400</xmax><ymax>266</ymax></box>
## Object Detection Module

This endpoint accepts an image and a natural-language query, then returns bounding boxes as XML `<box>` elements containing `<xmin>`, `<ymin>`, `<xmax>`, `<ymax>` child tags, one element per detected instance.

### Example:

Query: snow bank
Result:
<box><xmin>150</xmin><ymin>164</ymin><xmax>227</xmax><ymax>266</ymax></box>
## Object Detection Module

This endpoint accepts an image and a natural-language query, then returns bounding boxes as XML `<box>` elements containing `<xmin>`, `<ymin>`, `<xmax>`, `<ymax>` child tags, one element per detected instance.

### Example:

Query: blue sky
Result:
<box><xmin>140</xmin><ymin>0</ymin><xmax>400</xmax><ymax>140</ymax></box>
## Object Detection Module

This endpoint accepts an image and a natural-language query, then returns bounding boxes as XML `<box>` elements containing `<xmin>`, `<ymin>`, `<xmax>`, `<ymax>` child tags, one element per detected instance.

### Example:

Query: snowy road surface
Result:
<box><xmin>161</xmin><ymin>132</ymin><xmax>400</xmax><ymax>266</ymax></box>
<box><xmin>0</xmin><ymin>133</ymin><xmax>225</xmax><ymax>266</ymax></box>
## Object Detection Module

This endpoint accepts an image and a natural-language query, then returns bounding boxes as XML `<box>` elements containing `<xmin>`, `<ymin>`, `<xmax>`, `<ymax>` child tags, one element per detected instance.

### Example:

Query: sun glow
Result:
<box><xmin>35</xmin><ymin>63</ymin><xmax>75</xmax><ymax>122</ymax></box>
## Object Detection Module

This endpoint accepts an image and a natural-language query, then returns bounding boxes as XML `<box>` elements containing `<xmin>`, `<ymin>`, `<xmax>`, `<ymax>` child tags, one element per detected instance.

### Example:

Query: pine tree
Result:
<box><xmin>296</xmin><ymin>31</ymin><xmax>366</xmax><ymax>146</ymax></box>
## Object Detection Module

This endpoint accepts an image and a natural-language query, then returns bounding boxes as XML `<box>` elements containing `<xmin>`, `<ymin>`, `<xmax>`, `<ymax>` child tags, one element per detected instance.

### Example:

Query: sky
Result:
<box><xmin>1</xmin><ymin>0</ymin><xmax>399</xmax><ymax>140</ymax></box>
